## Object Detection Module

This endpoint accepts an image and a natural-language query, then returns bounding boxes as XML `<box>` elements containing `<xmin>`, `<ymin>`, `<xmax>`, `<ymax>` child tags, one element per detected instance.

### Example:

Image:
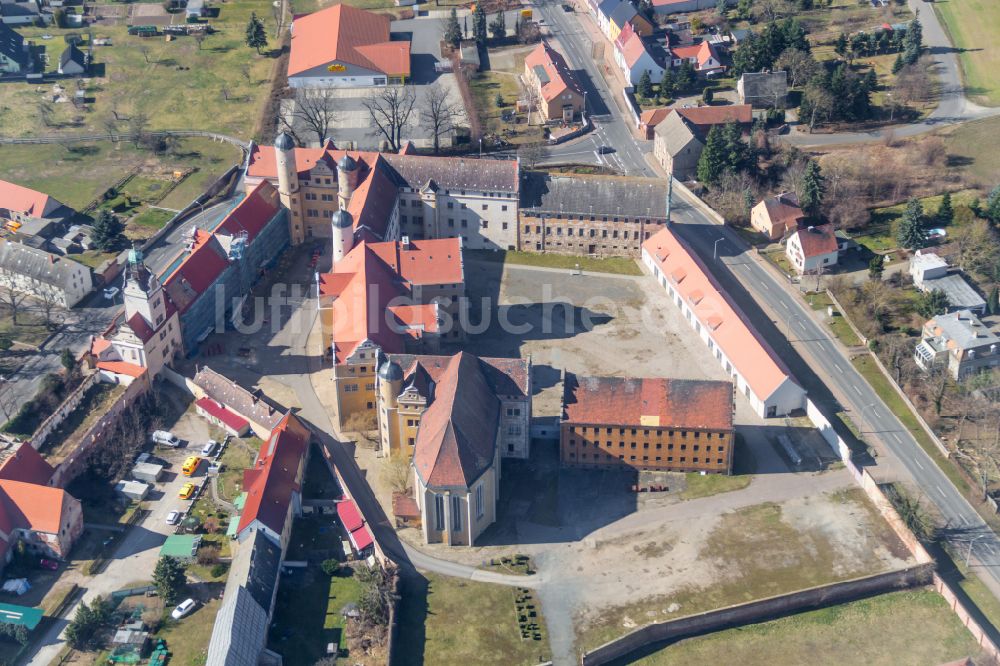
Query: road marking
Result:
<box><xmin>936</xmin><ymin>485</ymin><xmax>947</xmax><ymax>498</ymax></box>
<box><xmin>914</xmin><ymin>459</ymin><xmax>924</xmax><ymax>470</ymax></box>
<box><xmin>781</xmin><ymin>301</ymin><xmax>789</xmax><ymax>310</ymax></box>
<box><xmin>959</xmin><ymin>516</ymin><xmax>969</xmax><ymax>526</ymax></box>
<box><xmin>852</xmin><ymin>384</ymin><xmax>862</xmax><ymax>395</ymax></box>
<box><xmin>892</xmin><ymin>433</ymin><xmax>902</xmax><ymax>443</ymax></box>
<box><xmin>796</xmin><ymin>320</ymin><xmax>806</xmax><ymax>331</ymax></box>
<box><xmin>871</xmin><ymin>408</ymin><xmax>880</xmax><ymax>418</ymax></box>
<box><xmin>834</xmin><ymin>364</ymin><xmax>843</xmax><ymax>374</ymax></box>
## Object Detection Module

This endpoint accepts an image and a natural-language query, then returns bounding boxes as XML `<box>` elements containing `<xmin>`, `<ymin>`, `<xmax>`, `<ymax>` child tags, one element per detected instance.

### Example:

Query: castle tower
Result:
<box><xmin>331</xmin><ymin>209</ymin><xmax>354</xmax><ymax>265</ymax></box>
<box><xmin>337</xmin><ymin>154</ymin><xmax>359</xmax><ymax>211</ymax></box>
<box><xmin>378</xmin><ymin>359</ymin><xmax>403</xmax><ymax>410</ymax></box>
<box><xmin>123</xmin><ymin>246</ymin><xmax>166</xmax><ymax>328</ymax></box>
<box><xmin>274</xmin><ymin>132</ymin><xmax>301</xmax><ymax>242</ymax></box>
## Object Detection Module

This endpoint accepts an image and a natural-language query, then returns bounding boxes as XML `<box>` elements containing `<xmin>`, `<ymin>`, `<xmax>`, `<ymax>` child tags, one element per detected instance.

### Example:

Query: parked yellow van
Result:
<box><xmin>181</xmin><ymin>456</ymin><xmax>201</xmax><ymax>477</ymax></box>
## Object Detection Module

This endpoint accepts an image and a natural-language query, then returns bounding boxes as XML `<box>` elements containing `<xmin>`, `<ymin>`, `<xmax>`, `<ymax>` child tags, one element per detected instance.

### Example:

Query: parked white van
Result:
<box><xmin>152</xmin><ymin>431</ymin><xmax>181</xmax><ymax>447</ymax></box>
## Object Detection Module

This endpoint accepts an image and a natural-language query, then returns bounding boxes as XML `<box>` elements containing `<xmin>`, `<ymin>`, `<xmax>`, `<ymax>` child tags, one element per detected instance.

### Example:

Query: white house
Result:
<box><xmin>0</xmin><ymin>241</ymin><xmax>93</xmax><ymax>307</ymax></box>
<box><xmin>785</xmin><ymin>224</ymin><xmax>838</xmax><ymax>274</ymax></box>
<box><xmin>614</xmin><ymin>22</ymin><xmax>664</xmax><ymax>87</ymax></box>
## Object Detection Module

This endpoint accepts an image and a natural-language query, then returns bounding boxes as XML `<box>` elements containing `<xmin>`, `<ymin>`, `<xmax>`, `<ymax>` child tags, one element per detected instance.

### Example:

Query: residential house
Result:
<box><xmin>638</xmin><ymin>107</ymin><xmax>671</xmax><ymax>139</ymax></box>
<box><xmin>246</xmin><ymin>136</ymin><xmax>519</xmax><ymax>249</ymax></box>
<box><xmin>642</xmin><ymin>227</ymin><xmax>806</xmax><ymax>418</ymax></box>
<box><xmin>606</xmin><ymin>0</ymin><xmax>652</xmax><ymax>43</ymax></box>
<box><xmin>191</xmin><ymin>366</ymin><xmax>286</xmax><ymax>439</ymax></box>
<box><xmin>377</xmin><ymin>353</ymin><xmax>531</xmax><ymax>461</ymax></box>
<box><xmin>287</xmin><ymin>3</ymin><xmax>411</xmax><ymax>88</ymax></box>
<box><xmin>750</xmin><ymin>192</ymin><xmax>804</xmax><ymax>240</ymax></box>
<box><xmin>668</xmin><ymin>40</ymin><xmax>725</xmax><ymax>75</ymax></box>
<box><xmin>785</xmin><ymin>224</ymin><xmax>838</xmax><ymax>274</ymax></box>
<box><xmin>0</xmin><ymin>23</ymin><xmax>28</xmax><ymax>74</ymax></box>
<box><xmin>909</xmin><ymin>250</ymin><xmax>986</xmax><ymax>314</ymax></box>
<box><xmin>0</xmin><ymin>0</ymin><xmax>40</xmax><ymax>25</ymax></box>
<box><xmin>560</xmin><ymin>374</ymin><xmax>735</xmax><ymax>474</ymax></box>
<box><xmin>0</xmin><ymin>178</ymin><xmax>75</xmax><ymax>238</ymax></box>
<box><xmin>316</xmin><ymin>236</ymin><xmax>466</xmax><ymax>430</ymax></box>
<box><xmin>523</xmin><ymin>41</ymin><xmax>586</xmax><ymax>123</ymax></box>
<box><xmin>236</xmin><ymin>413</ymin><xmax>310</xmax><ymax>552</ymax></box>
<box><xmin>914</xmin><ymin>310</ymin><xmax>1000</xmax><ymax>380</ymax></box>
<box><xmin>57</xmin><ymin>43</ymin><xmax>85</xmax><ymax>75</ymax></box>
<box><xmin>651</xmin><ymin>0</ymin><xmax>721</xmax><ymax>14</ymax></box>
<box><xmin>411</xmin><ymin>352</ymin><xmax>505</xmax><ymax>547</ymax></box>
<box><xmin>737</xmin><ymin>70</ymin><xmax>788</xmax><ymax>108</ymax></box>
<box><xmin>652</xmin><ymin>105</ymin><xmax>752</xmax><ymax>178</ymax></box>
<box><xmin>0</xmin><ymin>241</ymin><xmax>93</xmax><ymax>307</ymax></box>
<box><xmin>518</xmin><ymin>171</ymin><xmax>668</xmax><ymax>257</ymax></box>
<box><xmin>614</xmin><ymin>22</ymin><xmax>664</xmax><ymax>87</ymax></box>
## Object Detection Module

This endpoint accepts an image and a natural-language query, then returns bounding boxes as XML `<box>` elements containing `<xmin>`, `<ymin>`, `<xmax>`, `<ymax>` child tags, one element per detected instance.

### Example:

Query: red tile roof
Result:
<box><xmin>0</xmin><ymin>480</ymin><xmax>70</xmax><ymax>534</ymax></box>
<box><xmin>790</xmin><ymin>223</ymin><xmax>838</xmax><ymax>258</ymax></box>
<box><xmin>562</xmin><ymin>375</ymin><xmax>733</xmax><ymax>430</ymax></box>
<box><xmin>524</xmin><ymin>40</ymin><xmax>584</xmax><ymax>103</ymax></box>
<box><xmin>96</xmin><ymin>361</ymin><xmax>148</xmax><ymax>379</ymax></box>
<box><xmin>366</xmin><ymin>237</ymin><xmax>464</xmax><ymax>286</ymax></box>
<box><xmin>758</xmin><ymin>192</ymin><xmax>804</xmax><ymax>232</ymax></box>
<box><xmin>640</xmin><ymin>107</ymin><xmax>672</xmax><ymax>129</ymax></box>
<box><xmin>674</xmin><ymin>104</ymin><xmax>752</xmax><ymax>132</ymax></box>
<box><xmin>215</xmin><ymin>181</ymin><xmax>282</xmax><ymax>243</ymax></box>
<box><xmin>336</xmin><ymin>499</ymin><xmax>364</xmax><ymax>532</ymax></box>
<box><xmin>288</xmin><ymin>3</ymin><xmax>411</xmax><ymax>78</ymax></box>
<box><xmin>238</xmin><ymin>413</ymin><xmax>309</xmax><ymax>536</ymax></box>
<box><xmin>349</xmin><ymin>524</ymin><xmax>373</xmax><ymax>551</ymax></box>
<box><xmin>671</xmin><ymin>41</ymin><xmax>722</xmax><ymax>70</ymax></box>
<box><xmin>196</xmin><ymin>397</ymin><xmax>251</xmax><ymax>432</ymax></box>
<box><xmin>642</xmin><ymin>228</ymin><xmax>799</xmax><ymax>403</ymax></box>
<box><xmin>0</xmin><ymin>178</ymin><xmax>52</xmax><ymax>217</ymax></box>
<box><xmin>0</xmin><ymin>443</ymin><xmax>54</xmax><ymax>486</ymax></box>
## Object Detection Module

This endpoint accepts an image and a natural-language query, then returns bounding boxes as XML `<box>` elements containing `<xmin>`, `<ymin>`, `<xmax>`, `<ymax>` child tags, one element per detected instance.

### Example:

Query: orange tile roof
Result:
<box><xmin>96</xmin><ymin>360</ymin><xmax>148</xmax><ymax>378</ymax></box>
<box><xmin>674</xmin><ymin>104</ymin><xmax>752</xmax><ymax>130</ymax></box>
<box><xmin>524</xmin><ymin>40</ymin><xmax>584</xmax><ymax>103</ymax></box>
<box><xmin>0</xmin><ymin>443</ymin><xmax>54</xmax><ymax>486</ymax></box>
<box><xmin>642</xmin><ymin>228</ymin><xmax>798</xmax><ymax>403</ymax></box>
<box><xmin>671</xmin><ymin>41</ymin><xmax>721</xmax><ymax>70</ymax></box>
<box><xmin>0</xmin><ymin>480</ymin><xmax>68</xmax><ymax>534</ymax></box>
<box><xmin>238</xmin><ymin>413</ymin><xmax>309</xmax><ymax>535</ymax></box>
<box><xmin>288</xmin><ymin>3</ymin><xmax>410</xmax><ymax>78</ymax></box>
<box><xmin>366</xmin><ymin>237</ymin><xmax>463</xmax><ymax>286</ymax></box>
<box><xmin>0</xmin><ymin>178</ymin><xmax>52</xmax><ymax>217</ymax></box>
<box><xmin>640</xmin><ymin>107</ymin><xmax>672</xmax><ymax>128</ymax></box>
<box><xmin>562</xmin><ymin>375</ymin><xmax>734</xmax><ymax>430</ymax></box>
<box><xmin>790</xmin><ymin>223</ymin><xmax>838</xmax><ymax>258</ymax></box>
<box><xmin>758</xmin><ymin>192</ymin><xmax>804</xmax><ymax>231</ymax></box>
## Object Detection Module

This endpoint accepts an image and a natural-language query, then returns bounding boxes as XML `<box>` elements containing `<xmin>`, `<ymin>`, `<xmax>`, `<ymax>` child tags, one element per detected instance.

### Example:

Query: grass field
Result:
<box><xmin>468</xmin><ymin>54</ymin><xmax>545</xmax><ymax>147</ymax></box>
<box><xmin>396</xmin><ymin>571</ymin><xmax>551</xmax><ymax>666</ymax></box>
<box><xmin>0</xmin><ymin>140</ymin><xmax>240</xmax><ymax>211</ymax></box>
<box><xmin>933</xmin><ymin>0</ymin><xmax>1000</xmax><ymax>106</ymax></box>
<box><xmin>466</xmin><ymin>249</ymin><xmax>643</xmax><ymax>275</ymax></box>
<box><xmin>940</xmin><ymin>116</ymin><xmax>1000</xmax><ymax>186</ymax></box>
<box><xmin>155</xmin><ymin>598</ymin><xmax>221</xmax><ymax>666</ymax></box>
<box><xmin>635</xmin><ymin>589</ymin><xmax>980</xmax><ymax>666</ymax></box>
<box><xmin>0</xmin><ymin>0</ymin><xmax>277</xmax><ymax>138</ymax></box>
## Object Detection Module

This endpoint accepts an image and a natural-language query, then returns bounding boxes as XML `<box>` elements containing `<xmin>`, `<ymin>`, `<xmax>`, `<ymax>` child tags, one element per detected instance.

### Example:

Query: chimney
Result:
<box><xmin>49</xmin><ymin>254</ymin><xmax>55</xmax><ymax>264</ymax></box>
<box><xmin>401</xmin><ymin>235</ymin><xmax>411</xmax><ymax>249</ymax></box>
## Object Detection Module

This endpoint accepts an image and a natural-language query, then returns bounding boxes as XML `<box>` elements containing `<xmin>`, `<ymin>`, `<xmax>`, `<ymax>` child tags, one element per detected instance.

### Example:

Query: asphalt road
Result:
<box><xmin>667</xmin><ymin>189</ymin><xmax>1000</xmax><ymax>590</ymax></box>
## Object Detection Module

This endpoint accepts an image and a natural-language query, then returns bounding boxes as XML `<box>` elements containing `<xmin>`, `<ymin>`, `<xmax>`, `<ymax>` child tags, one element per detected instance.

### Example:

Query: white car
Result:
<box><xmin>152</xmin><ymin>431</ymin><xmax>181</xmax><ymax>447</ymax></box>
<box><xmin>165</xmin><ymin>510</ymin><xmax>181</xmax><ymax>525</ymax></box>
<box><xmin>200</xmin><ymin>440</ymin><xmax>217</xmax><ymax>457</ymax></box>
<box><xmin>103</xmin><ymin>287</ymin><xmax>120</xmax><ymax>300</ymax></box>
<box><xmin>171</xmin><ymin>598</ymin><xmax>196</xmax><ymax>620</ymax></box>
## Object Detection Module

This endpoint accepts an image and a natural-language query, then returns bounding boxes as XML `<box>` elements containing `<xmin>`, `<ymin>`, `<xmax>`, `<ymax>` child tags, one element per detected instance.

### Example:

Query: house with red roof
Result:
<box><xmin>614</xmin><ymin>22</ymin><xmax>664</xmax><ymax>87</ymax></box>
<box><xmin>287</xmin><ymin>3</ymin><xmax>411</xmax><ymax>88</ymax></box>
<box><xmin>668</xmin><ymin>40</ymin><xmax>725</xmax><ymax>75</ymax></box>
<box><xmin>785</xmin><ymin>224</ymin><xmax>839</xmax><ymax>275</ymax></box>
<box><xmin>0</xmin><ymin>178</ymin><xmax>75</xmax><ymax>238</ymax></box>
<box><xmin>236</xmin><ymin>413</ymin><xmax>310</xmax><ymax>552</ymax></box>
<box><xmin>750</xmin><ymin>192</ymin><xmax>804</xmax><ymax>240</ymax></box>
<box><xmin>523</xmin><ymin>41</ymin><xmax>586</xmax><ymax>122</ymax></box>
<box><xmin>316</xmin><ymin>236</ymin><xmax>465</xmax><ymax>430</ymax></box>
<box><xmin>642</xmin><ymin>227</ymin><xmax>805</xmax><ymax>418</ymax></box>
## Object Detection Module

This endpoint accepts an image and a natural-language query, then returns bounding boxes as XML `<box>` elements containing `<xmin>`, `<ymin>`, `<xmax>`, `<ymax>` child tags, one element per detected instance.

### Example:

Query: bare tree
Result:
<box><xmin>139</xmin><ymin>45</ymin><xmax>152</xmax><ymax>64</ymax></box>
<box><xmin>894</xmin><ymin>61</ymin><xmax>932</xmax><ymax>108</ymax></box>
<box><xmin>36</xmin><ymin>290</ymin><xmax>62</xmax><ymax>330</ymax></box>
<box><xmin>0</xmin><ymin>275</ymin><xmax>28</xmax><ymax>326</ymax></box>
<box><xmin>421</xmin><ymin>82</ymin><xmax>462</xmax><ymax>154</ymax></box>
<box><xmin>518</xmin><ymin>141</ymin><xmax>548</xmax><ymax>169</ymax></box>
<box><xmin>128</xmin><ymin>110</ymin><xmax>150</xmax><ymax>147</ymax></box>
<box><xmin>193</xmin><ymin>31</ymin><xmax>207</xmax><ymax>51</ymax></box>
<box><xmin>362</xmin><ymin>86</ymin><xmax>417</xmax><ymax>152</ymax></box>
<box><xmin>239</xmin><ymin>63</ymin><xmax>252</xmax><ymax>84</ymax></box>
<box><xmin>101</xmin><ymin>113</ymin><xmax>119</xmax><ymax>142</ymax></box>
<box><xmin>293</xmin><ymin>89</ymin><xmax>339</xmax><ymax>145</ymax></box>
<box><xmin>383</xmin><ymin>452</ymin><xmax>412</xmax><ymax>493</ymax></box>
<box><xmin>522</xmin><ymin>82</ymin><xmax>540</xmax><ymax>126</ymax></box>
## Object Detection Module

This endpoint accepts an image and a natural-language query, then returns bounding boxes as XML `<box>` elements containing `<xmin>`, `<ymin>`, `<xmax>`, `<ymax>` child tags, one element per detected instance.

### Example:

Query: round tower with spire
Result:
<box><xmin>337</xmin><ymin>154</ymin><xmax>358</xmax><ymax>211</ymax></box>
<box><xmin>331</xmin><ymin>209</ymin><xmax>354</xmax><ymax>264</ymax></box>
<box><xmin>274</xmin><ymin>132</ymin><xmax>300</xmax><ymax>241</ymax></box>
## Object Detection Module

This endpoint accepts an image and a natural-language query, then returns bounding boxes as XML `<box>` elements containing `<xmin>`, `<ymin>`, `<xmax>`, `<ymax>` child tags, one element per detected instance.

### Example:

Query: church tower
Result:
<box><xmin>122</xmin><ymin>246</ymin><xmax>166</xmax><ymax>328</ymax></box>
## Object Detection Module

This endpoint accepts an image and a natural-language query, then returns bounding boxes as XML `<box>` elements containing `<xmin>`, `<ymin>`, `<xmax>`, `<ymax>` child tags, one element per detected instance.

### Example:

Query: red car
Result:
<box><xmin>39</xmin><ymin>559</ymin><xmax>58</xmax><ymax>571</ymax></box>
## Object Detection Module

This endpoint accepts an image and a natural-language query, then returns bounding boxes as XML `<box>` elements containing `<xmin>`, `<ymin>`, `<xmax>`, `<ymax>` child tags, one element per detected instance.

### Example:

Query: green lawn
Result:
<box><xmin>130</xmin><ymin>207</ymin><xmax>175</xmax><ymax>231</ymax></box>
<box><xmin>466</xmin><ymin>249</ymin><xmax>642</xmax><ymax>276</ymax></box>
<box><xmin>680</xmin><ymin>434</ymin><xmax>755</xmax><ymax>500</ymax></box>
<box><xmin>941</xmin><ymin>116</ymin><xmax>1000</xmax><ymax>186</ymax></box>
<box><xmin>0</xmin><ymin>310</ymin><xmax>50</xmax><ymax>349</ymax></box>
<box><xmin>396</xmin><ymin>571</ymin><xmax>551</xmax><ymax>666</ymax></box>
<box><xmin>933</xmin><ymin>0</ymin><xmax>1000</xmax><ymax>105</ymax></box>
<box><xmin>155</xmin><ymin>598</ymin><xmax>221</xmax><ymax>666</ymax></box>
<box><xmin>217</xmin><ymin>436</ymin><xmax>258</xmax><ymax>501</ymax></box>
<box><xmin>635</xmin><ymin>589</ymin><xmax>980</xmax><ymax>666</ymax></box>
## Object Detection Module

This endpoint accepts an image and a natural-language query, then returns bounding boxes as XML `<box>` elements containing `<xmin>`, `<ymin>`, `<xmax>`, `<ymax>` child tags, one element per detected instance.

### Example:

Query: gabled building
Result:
<box><xmin>642</xmin><ymin>227</ymin><xmax>805</xmax><ymax>418</ymax></box>
<box><xmin>316</xmin><ymin>235</ymin><xmax>466</xmax><ymax>430</ymax></box>
<box><xmin>0</xmin><ymin>241</ymin><xmax>93</xmax><ymax>307</ymax></box>
<box><xmin>57</xmin><ymin>43</ymin><xmax>85</xmax><ymax>75</ymax></box>
<box><xmin>652</xmin><ymin>105</ymin><xmax>752</xmax><ymax>178</ymax></box>
<box><xmin>410</xmin><ymin>352</ymin><xmax>506</xmax><ymax>547</ymax></box>
<box><xmin>668</xmin><ymin>40</ymin><xmax>725</xmax><ymax>75</ymax></box>
<box><xmin>0</xmin><ymin>0</ymin><xmax>40</xmax><ymax>26</ymax></box>
<box><xmin>638</xmin><ymin>107</ymin><xmax>671</xmax><ymax>139</ymax></box>
<box><xmin>245</xmin><ymin>136</ymin><xmax>520</xmax><ymax>249</ymax></box>
<box><xmin>560</xmin><ymin>375</ymin><xmax>735</xmax><ymax>474</ymax></box>
<box><xmin>915</xmin><ymin>310</ymin><xmax>1000</xmax><ymax>380</ymax></box>
<box><xmin>614</xmin><ymin>21</ymin><xmax>664</xmax><ymax>87</ymax></box>
<box><xmin>750</xmin><ymin>192</ymin><xmax>803</xmax><ymax>240</ymax></box>
<box><xmin>287</xmin><ymin>3</ymin><xmax>411</xmax><ymax>88</ymax></box>
<box><xmin>192</xmin><ymin>366</ymin><xmax>286</xmax><ymax>439</ymax></box>
<box><xmin>236</xmin><ymin>413</ymin><xmax>310</xmax><ymax>552</ymax></box>
<box><xmin>0</xmin><ymin>23</ymin><xmax>28</xmax><ymax>74</ymax></box>
<box><xmin>377</xmin><ymin>353</ymin><xmax>531</xmax><ymax>460</ymax></box>
<box><xmin>0</xmin><ymin>178</ymin><xmax>75</xmax><ymax>237</ymax></box>
<box><xmin>523</xmin><ymin>41</ymin><xmax>586</xmax><ymax>122</ymax></box>
<box><xmin>785</xmin><ymin>223</ymin><xmax>838</xmax><ymax>274</ymax></box>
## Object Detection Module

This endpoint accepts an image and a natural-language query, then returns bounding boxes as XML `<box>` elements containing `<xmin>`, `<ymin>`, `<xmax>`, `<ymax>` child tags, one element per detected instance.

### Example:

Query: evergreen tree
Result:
<box><xmin>892</xmin><ymin>53</ymin><xmax>904</xmax><ymax>74</ymax></box>
<box><xmin>721</xmin><ymin>121</ymin><xmax>751</xmax><ymax>173</ymax></box>
<box><xmin>903</xmin><ymin>16</ymin><xmax>922</xmax><ymax>65</ymax></box>
<box><xmin>91</xmin><ymin>209</ymin><xmax>124</xmax><ymax>251</ymax></box>
<box><xmin>988</xmin><ymin>286</ymin><xmax>999</xmax><ymax>315</ymax></box>
<box><xmin>472</xmin><ymin>3</ymin><xmax>487</xmax><ymax>45</ymax></box>
<box><xmin>743</xmin><ymin>188</ymin><xmax>755</xmax><ymax>216</ymax></box>
<box><xmin>868</xmin><ymin>254</ymin><xmax>885</xmax><ymax>280</ymax></box>
<box><xmin>863</xmin><ymin>68</ymin><xmax>878</xmax><ymax>93</ymax></box>
<box><xmin>444</xmin><ymin>9</ymin><xmax>462</xmax><ymax>49</ymax></box>
<box><xmin>60</xmin><ymin>348</ymin><xmax>75</xmax><ymax>373</ymax></box>
<box><xmin>799</xmin><ymin>160</ymin><xmax>825</xmax><ymax>217</ymax></box>
<box><xmin>735</xmin><ymin>0</ymin><xmax>752</xmax><ymax>20</ymax></box>
<box><xmin>659</xmin><ymin>69</ymin><xmax>674</xmax><ymax>99</ymax></box>
<box><xmin>489</xmin><ymin>10</ymin><xmax>506</xmax><ymax>41</ymax></box>
<box><xmin>916</xmin><ymin>289</ymin><xmax>950</xmax><ymax>318</ymax></box>
<box><xmin>696</xmin><ymin>126</ymin><xmax>728</xmax><ymax>185</ymax></box>
<box><xmin>153</xmin><ymin>556</ymin><xmax>187</xmax><ymax>604</ymax></box>
<box><xmin>985</xmin><ymin>185</ymin><xmax>1000</xmax><ymax>224</ymax></box>
<box><xmin>797</xmin><ymin>0</ymin><xmax>812</xmax><ymax>10</ymax></box>
<box><xmin>896</xmin><ymin>197</ymin><xmax>928</xmax><ymax>249</ymax></box>
<box><xmin>675</xmin><ymin>60</ymin><xmax>695</xmax><ymax>92</ymax></box>
<box><xmin>834</xmin><ymin>33</ymin><xmax>848</xmax><ymax>57</ymax></box>
<box><xmin>703</xmin><ymin>86</ymin><xmax>714</xmax><ymax>104</ymax></box>
<box><xmin>716</xmin><ymin>0</ymin><xmax>728</xmax><ymax>17</ymax></box>
<box><xmin>637</xmin><ymin>70</ymin><xmax>653</xmax><ymax>99</ymax></box>
<box><xmin>244</xmin><ymin>12</ymin><xmax>267</xmax><ymax>55</ymax></box>
<box><xmin>937</xmin><ymin>192</ymin><xmax>954</xmax><ymax>226</ymax></box>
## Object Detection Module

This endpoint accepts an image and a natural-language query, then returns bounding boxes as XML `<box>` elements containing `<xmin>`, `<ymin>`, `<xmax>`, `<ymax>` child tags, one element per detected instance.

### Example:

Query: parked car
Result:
<box><xmin>103</xmin><ymin>287</ymin><xmax>120</xmax><ymax>300</ymax></box>
<box><xmin>165</xmin><ymin>510</ymin><xmax>182</xmax><ymax>525</ymax></box>
<box><xmin>152</xmin><ymin>431</ymin><xmax>181</xmax><ymax>447</ymax></box>
<box><xmin>171</xmin><ymin>598</ymin><xmax>196</xmax><ymax>620</ymax></box>
<box><xmin>39</xmin><ymin>559</ymin><xmax>58</xmax><ymax>571</ymax></box>
<box><xmin>178</xmin><ymin>483</ymin><xmax>196</xmax><ymax>500</ymax></box>
<box><xmin>200</xmin><ymin>440</ymin><xmax>217</xmax><ymax>457</ymax></box>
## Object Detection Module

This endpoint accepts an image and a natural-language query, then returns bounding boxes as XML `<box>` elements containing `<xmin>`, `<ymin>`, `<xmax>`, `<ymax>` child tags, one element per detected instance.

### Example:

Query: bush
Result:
<box><xmin>210</xmin><ymin>563</ymin><xmax>228</xmax><ymax>578</ymax></box>
<box><xmin>321</xmin><ymin>559</ymin><xmax>342</xmax><ymax>577</ymax></box>
<box><xmin>196</xmin><ymin>544</ymin><xmax>220</xmax><ymax>565</ymax></box>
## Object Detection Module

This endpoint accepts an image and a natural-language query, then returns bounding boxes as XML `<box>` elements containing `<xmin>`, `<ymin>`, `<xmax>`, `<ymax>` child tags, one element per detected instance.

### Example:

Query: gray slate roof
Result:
<box><xmin>608</xmin><ymin>0</ymin><xmax>637</xmax><ymax>28</ymax></box>
<box><xmin>739</xmin><ymin>70</ymin><xmax>788</xmax><ymax>104</ymax></box>
<box><xmin>520</xmin><ymin>171</ymin><xmax>667</xmax><ymax>218</ymax></box>
<box><xmin>193</xmin><ymin>366</ymin><xmax>285</xmax><ymax>432</ymax></box>
<box><xmin>59</xmin><ymin>44</ymin><xmax>85</xmax><ymax>70</ymax></box>
<box><xmin>654</xmin><ymin>111</ymin><xmax>701</xmax><ymax>156</ymax></box>
<box><xmin>928</xmin><ymin>310</ymin><xmax>998</xmax><ymax>350</ymax></box>
<box><xmin>0</xmin><ymin>241</ymin><xmax>87</xmax><ymax>290</ymax></box>
<box><xmin>922</xmin><ymin>274</ymin><xmax>987</xmax><ymax>312</ymax></box>
<box><xmin>0</xmin><ymin>22</ymin><xmax>26</xmax><ymax>70</ymax></box>
<box><xmin>384</xmin><ymin>154</ymin><xmax>519</xmax><ymax>194</ymax></box>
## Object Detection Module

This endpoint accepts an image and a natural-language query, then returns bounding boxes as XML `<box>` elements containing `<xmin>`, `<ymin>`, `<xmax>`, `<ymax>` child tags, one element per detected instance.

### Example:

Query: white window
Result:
<box><xmin>434</xmin><ymin>495</ymin><xmax>445</xmax><ymax>531</ymax></box>
<box><xmin>475</xmin><ymin>485</ymin><xmax>484</xmax><ymax>519</ymax></box>
<box><xmin>451</xmin><ymin>496</ymin><xmax>462</xmax><ymax>531</ymax></box>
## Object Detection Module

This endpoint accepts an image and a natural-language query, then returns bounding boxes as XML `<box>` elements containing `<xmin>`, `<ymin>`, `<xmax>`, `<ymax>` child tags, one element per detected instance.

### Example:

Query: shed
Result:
<box><xmin>159</xmin><ymin>534</ymin><xmax>202</xmax><ymax>560</ymax></box>
<box><xmin>459</xmin><ymin>42</ymin><xmax>480</xmax><ymax>72</ymax></box>
<box><xmin>195</xmin><ymin>397</ymin><xmax>251</xmax><ymax>437</ymax></box>
<box><xmin>131</xmin><ymin>461</ymin><xmax>164</xmax><ymax>484</ymax></box>
<box><xmin>116</xmin><ymin>480</ymin><xmax>150</xmax><ymax>501</ymax></box>
<box><xmin>0</xmin><ymin>603</ymin><xmax>42</xmax><ymax>630</ymax></box>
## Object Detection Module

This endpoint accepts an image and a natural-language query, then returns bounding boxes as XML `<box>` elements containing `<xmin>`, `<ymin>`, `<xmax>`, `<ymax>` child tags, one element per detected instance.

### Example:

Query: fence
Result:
<box><xmin>0</xmin><ymin>130</ymin><xmax>250</xmax><ymax>149</ymax></box>
<box><xmin>620</xmin><ymin>89</ymin><xmax>640</xmax><ymax>129</ymax></box>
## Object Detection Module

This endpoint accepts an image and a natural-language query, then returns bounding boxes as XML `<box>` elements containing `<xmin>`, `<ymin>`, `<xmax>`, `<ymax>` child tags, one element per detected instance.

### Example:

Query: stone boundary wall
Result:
<box><xmin>27</xmin><ymin>371</ymin><xmax>100</xmax><ymax>453</ymax></box>
<box><xmin>670</xmin><ymin>177</ymin><xmax>725</xmax><ymax>226</ymax></box>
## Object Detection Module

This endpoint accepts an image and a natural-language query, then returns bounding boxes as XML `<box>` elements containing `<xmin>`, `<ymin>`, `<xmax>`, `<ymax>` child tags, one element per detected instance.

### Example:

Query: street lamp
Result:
<box><xmin>479</xmin><ymin>138</ymin><xmax>482</xmax><ymax>158</ymax></box>
<box><xmin>966</xmin><ymin>533</ymin><xmax>989</xmax><ymax>567</ymax></box>
<box><xmin>713</xmin><ymin>237</ymin><xmax>725</xmax><ymax>261</ymax></box>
